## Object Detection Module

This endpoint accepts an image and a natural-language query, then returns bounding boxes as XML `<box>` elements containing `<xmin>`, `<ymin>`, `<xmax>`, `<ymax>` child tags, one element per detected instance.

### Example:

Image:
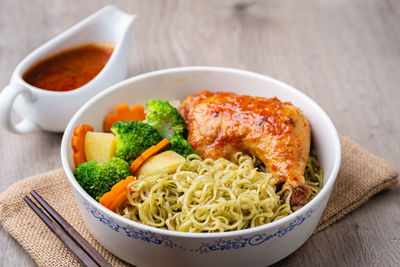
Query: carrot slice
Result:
<box><xmin>71</xmin><ymin>124</ymin><xmax>94</xmax><ymax>167</ymax></box>
<box><xmin>99</xmin><ymin>176</ymin><xmax>136</xmax><ymax>211</ymax></box>
<box><xmin>99</xmin><ymin>191</ymin><xmax>114</xmax><ymax>209</ymax></box>
<box><xmin>110</xmin><ymin>193</ymin><xmax>130</xmax><ymax>212</ymax></box>
<box><xmin>130</xmin><ymin>138</ymin><xmax>170</xmax><ymax>175</ymax></box>
<box><xmin>103</xmin><ymin>103</ymin><xmax>146</xmax><ymax>132</ymax></box>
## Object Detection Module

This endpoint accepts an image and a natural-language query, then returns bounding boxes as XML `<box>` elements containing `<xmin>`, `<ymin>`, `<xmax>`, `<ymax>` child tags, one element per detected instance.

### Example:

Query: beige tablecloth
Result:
<box><xmin>0</xmin><ymin>136</ymin><xmax>398</xmax><ymax>266</ymax></box>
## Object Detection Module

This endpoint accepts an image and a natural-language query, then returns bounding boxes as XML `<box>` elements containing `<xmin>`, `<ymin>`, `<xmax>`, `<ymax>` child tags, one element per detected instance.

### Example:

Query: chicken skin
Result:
<box><xmin>179</xmin><ymin>91</ymin><xmax>311</xmax><ymax>210</ymax></box>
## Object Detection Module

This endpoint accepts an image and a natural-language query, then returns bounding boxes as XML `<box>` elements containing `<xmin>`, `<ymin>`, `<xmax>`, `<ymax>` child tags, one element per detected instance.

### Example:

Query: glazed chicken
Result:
<box><xmin>179</xmin><ymin>91</ymin><xmax>311</xmax><ymax>210</ymax></box>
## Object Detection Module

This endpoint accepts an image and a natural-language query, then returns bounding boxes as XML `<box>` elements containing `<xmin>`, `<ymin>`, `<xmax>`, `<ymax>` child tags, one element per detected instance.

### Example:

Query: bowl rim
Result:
<box><xmin>61</xmin><ymin>66</ymin><xmax>341</xmax><ymax>238</ymax></box>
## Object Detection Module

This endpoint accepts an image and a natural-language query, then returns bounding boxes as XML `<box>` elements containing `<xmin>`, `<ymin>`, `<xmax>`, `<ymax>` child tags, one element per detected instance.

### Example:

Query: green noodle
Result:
<box><xmin>117</xmin><ymin>149</ymin><xmax>323</xmax><ymax>233</ymax></box>
<box><xmin>304</xmin><ymin>148</ymin><xmax>324</xmax><ymax>202</ymax></box>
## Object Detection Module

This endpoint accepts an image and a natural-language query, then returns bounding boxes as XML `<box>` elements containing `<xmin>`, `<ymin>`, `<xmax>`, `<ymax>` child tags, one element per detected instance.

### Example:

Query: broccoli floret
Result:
<box><xmin>74</xmin><ymin>157</ymin><xmax>131</xmax><ymax>201</ymax></box>
<box><xmin>167</xmin><ymin>133</ymin><xmax>196</xmax><ymax>158</ymax></box>
<box><xmin>144</xmin><ymin>100</ymin><xmax>185</xmax><ymax>139</ymax></box>
<box><xmin>111</xmin><ymin>121</ymin><xmax>163</xmax><ymax>162</ymax></box>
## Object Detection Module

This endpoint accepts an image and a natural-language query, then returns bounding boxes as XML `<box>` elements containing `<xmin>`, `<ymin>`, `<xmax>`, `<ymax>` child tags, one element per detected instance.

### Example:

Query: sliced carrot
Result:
<box><xmin>130</xmin><ymin>138</ymin><xmax>170</xmax><ymax>175</ymax></box>
<box><xmin>71</xmin><ymin>124</ymin><xmax>94</xmax><ymax>167</ymax></box>
<box><xmin>99</xmin><ymin>191</ymin><xmax>114</xmax><ymax>209</ymax></box>
<box><xmin>103</xmin><ymin>103</ymin><xmax>146</xmax><ymax>132</ymax></box>
<box><xmin>129</xmin><ymin>160</ymin><xmax>143</xmax><ymax>175</ymax></box>
<box><xmin>99</xmin><ymin>176</ymin><xmax>136</xmax><ymax>211</ymax></box>
<box><xmin>110</xmin><ymin>193</ymin><xmax>130</xmax><ymax>212</ymax></box>
<box><xmin>112</xmin><ymin>175</ymin><xmax>136</xmax><ymax>194</ymax></box>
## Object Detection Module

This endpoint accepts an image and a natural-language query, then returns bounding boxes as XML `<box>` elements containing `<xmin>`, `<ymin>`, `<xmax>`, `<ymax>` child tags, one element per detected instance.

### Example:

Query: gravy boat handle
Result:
<box><xmin>0</xmin><ymin>84</ymin><xmax>39</xmax><ymax>134</ymax></box>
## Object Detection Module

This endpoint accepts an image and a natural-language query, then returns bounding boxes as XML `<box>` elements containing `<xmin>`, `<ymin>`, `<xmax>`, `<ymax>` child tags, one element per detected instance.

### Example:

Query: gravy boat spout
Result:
<box><xmin>0</xmin><ymin>5</ymin><xmax>137</xmax><ymax>134</ymax></box>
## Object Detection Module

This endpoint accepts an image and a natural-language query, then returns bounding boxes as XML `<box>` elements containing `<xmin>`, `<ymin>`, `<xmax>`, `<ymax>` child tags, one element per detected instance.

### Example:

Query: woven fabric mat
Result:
<box><xmin>0</xmin><ymin>136</ymin><xmax>398</xmax><ymax>266</ymax></box>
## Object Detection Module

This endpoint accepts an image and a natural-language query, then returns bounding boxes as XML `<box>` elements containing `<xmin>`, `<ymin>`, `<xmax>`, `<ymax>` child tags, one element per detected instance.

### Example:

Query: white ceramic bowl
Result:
<box><xmin>61</xmin><ymin>66</ymin><xmax>341</xmax><ymax>267</ymax></box>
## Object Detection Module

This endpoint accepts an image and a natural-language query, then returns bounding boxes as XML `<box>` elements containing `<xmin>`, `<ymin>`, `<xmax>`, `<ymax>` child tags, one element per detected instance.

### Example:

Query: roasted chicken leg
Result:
<box><xmin>179</xmin><ymin>90</ymin><xmax>311</xmax><ymax>210</ymax></box>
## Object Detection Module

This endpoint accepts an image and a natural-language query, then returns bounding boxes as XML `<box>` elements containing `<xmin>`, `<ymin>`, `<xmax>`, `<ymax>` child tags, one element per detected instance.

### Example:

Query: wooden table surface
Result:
<box><xmin>1</xmin><ymin>0</ymin><xmax>399</xmax><ymax>266</ymax></box>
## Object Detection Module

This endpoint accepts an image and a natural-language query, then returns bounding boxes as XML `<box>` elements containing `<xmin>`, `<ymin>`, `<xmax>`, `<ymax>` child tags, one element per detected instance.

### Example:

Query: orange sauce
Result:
<box><xmin>23</xmin><ymin>44</ymin><xmax>114</xmax><ymax>92</ymax></box>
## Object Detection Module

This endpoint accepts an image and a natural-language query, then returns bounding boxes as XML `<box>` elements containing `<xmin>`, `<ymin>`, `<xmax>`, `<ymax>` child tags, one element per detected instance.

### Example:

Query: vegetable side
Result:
<box><xmin>73</xmin><ymin>100</ymin><xmax>195</xmax><ymax>204</ymax></box>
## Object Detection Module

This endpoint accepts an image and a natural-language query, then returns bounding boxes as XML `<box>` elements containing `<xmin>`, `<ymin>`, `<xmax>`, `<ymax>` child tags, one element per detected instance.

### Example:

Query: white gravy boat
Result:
<box><xmin>0</xmin><ymin>5</ymin><xmax>137</xmax><ymax>134</ymax></box>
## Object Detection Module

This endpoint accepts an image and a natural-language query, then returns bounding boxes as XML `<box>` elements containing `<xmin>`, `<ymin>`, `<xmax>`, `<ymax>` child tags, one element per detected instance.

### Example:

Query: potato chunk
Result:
<box><xmin>85</xmin><ymin>132</ymin><xmax>116</xmax><ymax>162</ymax></box>
<box><xmin>136</xmin><ymin>150</ymin><xmax>186</xmax><ymax>177</ymax></box>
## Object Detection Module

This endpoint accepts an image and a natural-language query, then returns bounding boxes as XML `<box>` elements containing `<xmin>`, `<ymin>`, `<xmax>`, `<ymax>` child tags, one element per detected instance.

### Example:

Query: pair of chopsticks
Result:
<box><xmin>23</xmin><ymin>190</ymin><xmax>112</xmax><ymax>267</ymax></box>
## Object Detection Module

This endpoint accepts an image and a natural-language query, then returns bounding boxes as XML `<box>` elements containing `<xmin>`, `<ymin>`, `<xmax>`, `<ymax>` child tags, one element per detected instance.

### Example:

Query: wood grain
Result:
<box><xmin>1</xmin><ymin>0</ymin><xmax>399</xmax><ymax>266</ymax></box>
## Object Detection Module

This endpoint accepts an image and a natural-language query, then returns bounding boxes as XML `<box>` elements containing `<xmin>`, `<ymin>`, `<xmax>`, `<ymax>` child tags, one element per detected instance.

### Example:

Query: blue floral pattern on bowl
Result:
<box><xmin>199</xmin><ymin>209</ymin><xmax>313</xmax><ymax>253</ymax></box>
<box><xmin>83</xmin><ymin>201</ymin><xmax>314</xmax><ymax>254</ymax></box>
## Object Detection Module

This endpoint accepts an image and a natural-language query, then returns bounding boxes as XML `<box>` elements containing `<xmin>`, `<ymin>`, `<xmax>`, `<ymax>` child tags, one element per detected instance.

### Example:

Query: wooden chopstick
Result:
<box><xmin>29</xmin><ymin>190</ymin><xmax>112</xmax><ymax>267</ymax></box>
<box><xmin>23</xmin><ymin>196</ymin><xmax>99</xmax><ymax>266</ymax></box>
<box><xmin>23</xmin><ymin>192</ymin><xmax>112</xmax><ymax>267</ymax></box>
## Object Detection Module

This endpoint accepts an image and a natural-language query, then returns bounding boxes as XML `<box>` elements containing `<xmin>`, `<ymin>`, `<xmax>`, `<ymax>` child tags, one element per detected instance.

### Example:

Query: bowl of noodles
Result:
<box><xmin>61</xmin><ymin>66</ymin><xmax>341</xmax><ymax>267</ymax></box>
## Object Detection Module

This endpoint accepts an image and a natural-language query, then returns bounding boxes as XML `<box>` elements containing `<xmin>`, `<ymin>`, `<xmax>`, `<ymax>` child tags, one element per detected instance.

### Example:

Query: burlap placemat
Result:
<box><xmin>0</xmin><ymin>136</ymin><xmax>398</xmax><ymax>266</ymax></box>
